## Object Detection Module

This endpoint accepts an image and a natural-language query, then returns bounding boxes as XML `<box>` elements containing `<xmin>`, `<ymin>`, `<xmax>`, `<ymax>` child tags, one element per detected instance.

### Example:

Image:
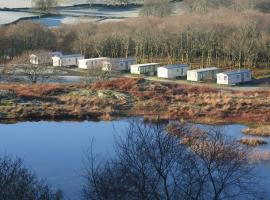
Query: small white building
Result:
<box><xmin>187</xmin><ymin>67</ymin><xmax>220</xmax><ymax>82</ymax></box>
<box><xmin>30</xmin><ymin>51</ymin><xmax>62</xmax><ymax>65</ymax></box>
<box><xmin>217</xmin><ymin>69</ymin><xmax>252</xmax><ymax>85</ymax></box>
<box><xmin>157</xmin><ymin>64</ymin><xmax>189</xmax><ymax>79</ymax></box>
<box><xmin>52</xmin><ymin>54</ymin><xmax>84</xmax><ymax>67</ymax></box>
<box><xmin>130</xmin><ymin>63</ymin><xmax>160</xmax><ymax>75</ymax></box>
<box><xmin>78</xmin><ymin>57</ymin><xmax>110</xmax><ymax>70</ymax></box>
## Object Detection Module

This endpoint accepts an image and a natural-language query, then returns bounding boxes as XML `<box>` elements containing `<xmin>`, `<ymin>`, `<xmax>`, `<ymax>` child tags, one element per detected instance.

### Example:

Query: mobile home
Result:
<box><xmin>187</xmin><ymin>67</ymin><xmax>220</xmax><ymax>82</ymax></box>
<box><xmin>78</xmin><ymin>57</ymin><xmax>110</xmax><ymax>69</ymax></box>
<box><xmin>157</xmin><ymin>64</ymin><xmax>188</xmax><ymax>79</ymax></box>
<box><xmin>217</xmin><ymin>69</ymin><xmax>252</xmax><ymax>85</ymax></box>
<box><xmin>110</xmin><ymin>57</ymin><xmax>136</xmax><ymax>71</ymax></box>
<box><xmin>52</xmin><ymin>54</ymin><xmax>84</xmax><ymax>67</ymax></box>
<box><xmin>130</xmin><ymin>63</ymin><xmax>160</xmax><ymax>75</ymax></box>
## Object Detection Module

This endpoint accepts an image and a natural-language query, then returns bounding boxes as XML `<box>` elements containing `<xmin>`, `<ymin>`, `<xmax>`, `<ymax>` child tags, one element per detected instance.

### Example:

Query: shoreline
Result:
<box><xmin>0</xmin><ymin>78</ymin><xmax>269</xmax><ymax>127</ymax></box>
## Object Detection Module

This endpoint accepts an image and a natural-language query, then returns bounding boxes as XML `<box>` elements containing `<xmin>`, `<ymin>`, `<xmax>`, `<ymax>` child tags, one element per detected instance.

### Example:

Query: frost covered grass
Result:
<box><xmin>0</xmin><ymin>11</ymin><xmax>37</xmax><ymax>25</ymax></box>
<box><xmin>0</xmin><ymin>0</ymin><xmax>101</xmax><ymax>8</ymax></box>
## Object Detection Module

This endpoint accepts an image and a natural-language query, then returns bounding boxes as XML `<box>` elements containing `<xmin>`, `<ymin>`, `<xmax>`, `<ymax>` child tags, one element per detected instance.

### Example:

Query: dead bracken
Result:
<box><xmin>0</xmin><ymin>78</ymin><xmax>269</xmax><ymax>124</ymax></box>
<box><xmin>242</xmin><ymin>126</ymin><xmax>270</xmax><ymax>137</ymax></box>
<box><xmin>239</xmin><ymin>137</ymin><xmax>268</xmax><ymax>146</ymax></box>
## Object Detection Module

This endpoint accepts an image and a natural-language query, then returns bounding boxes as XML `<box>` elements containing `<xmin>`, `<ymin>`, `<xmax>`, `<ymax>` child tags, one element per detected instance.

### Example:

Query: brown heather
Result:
<box><xmin>0</xmin><ymin>78</ymin><xmax>269</xmax><ymax>124</ymax></box>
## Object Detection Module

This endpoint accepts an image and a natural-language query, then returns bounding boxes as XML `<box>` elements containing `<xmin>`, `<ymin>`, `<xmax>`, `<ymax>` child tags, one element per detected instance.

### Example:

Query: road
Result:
<box><xmin>123</xmin><ymin>74</ymin><xmax>270</xmax><ymax>92</ymax></box>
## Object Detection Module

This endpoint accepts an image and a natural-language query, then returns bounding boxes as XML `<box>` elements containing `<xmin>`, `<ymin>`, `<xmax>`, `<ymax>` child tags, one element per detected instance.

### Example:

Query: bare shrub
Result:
<box><xmin>82</xmin><ymin>120</ymin><xmax>265</xmax><ymax>200</ymax></box>
<box><xmin>0</xmin><ymin>155</ymin><xmax>62</xmax><ymax>200</ymax></box>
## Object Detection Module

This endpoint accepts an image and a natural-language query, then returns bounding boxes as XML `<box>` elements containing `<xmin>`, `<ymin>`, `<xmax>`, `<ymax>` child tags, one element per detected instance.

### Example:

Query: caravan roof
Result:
<box><xmin>131</xmin><ymin>63</ymin><xmax>160</xmax><ymax>67</ymax></box>
<box><xmin>81</xmin><ymin>57</ymin><xmax>109</xmax><ymax>61</ymax></box>
<box><xmin>189</xmin><ymin>67</ymin><xmax>219</xmax><ymax>73</ymax></box>
<box><xmin>218</xmin><ymin>69</ymin><xmax>251</xmax><ymax>76</ymax></box>
<box><xmin>162</xmin><ymin>64</ymin><xmax>188</xmax><ymax>70</ymax></box>
<box><xmin>53</xmin><ymin>54</ymin><xmax>83</xmax><ymax>58</ymax></box>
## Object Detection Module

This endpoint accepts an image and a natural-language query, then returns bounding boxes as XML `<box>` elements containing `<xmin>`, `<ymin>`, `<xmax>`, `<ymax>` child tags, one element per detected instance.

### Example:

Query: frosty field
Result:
<box><xmin>0</xmin><ymin>11</ymin><xmax>36</xmax><ymax>25</ymax></box>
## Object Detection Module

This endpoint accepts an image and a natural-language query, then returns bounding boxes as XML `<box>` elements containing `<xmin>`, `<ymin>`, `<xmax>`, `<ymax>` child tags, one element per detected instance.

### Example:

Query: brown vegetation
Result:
<box><xmin>239</xmin><ymin>137</ymin><xmax>268</xmax><ymax>146</ymax></box>
<box><xmin>0</xmin><ymin>78</ymin><xmax>269</xmax><ymax>124</ymax></box>
<box><xmin>242</xmin><ymin>125</ymin><xmax>270</xmax><ymax>136</ymax></box>
<box><xmin>249</xmin><ymin>150</ymin><xmax>270</xmax><ymax>162</ymax></box>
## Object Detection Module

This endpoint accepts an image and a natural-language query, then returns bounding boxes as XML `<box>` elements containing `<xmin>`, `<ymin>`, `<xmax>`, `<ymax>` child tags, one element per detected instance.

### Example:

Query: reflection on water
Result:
<box><xmin>0</xmin><ymin>120</ymin><xmax>129</xmax><ymax>200</ymax></box>
<box><xmin>32</xmin><ymin>16</ymin><xmax>65</xmax><ymax>28</ymax></box>
<box><xmin>0</xmin><ymin>121</ymin><xmax>269</xmax><ymax>199</ymax></box>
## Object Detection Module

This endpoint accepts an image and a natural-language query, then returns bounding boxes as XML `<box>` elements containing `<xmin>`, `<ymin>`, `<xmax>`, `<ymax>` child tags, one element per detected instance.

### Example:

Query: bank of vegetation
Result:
<box><xmin>242</xmin><ymin>125</ymin><xmax>270</xmax><ymax>136</ymax></box>
<box><xmin>0</xmin><ymin>78</ymin><xmax>269</xmax><ymax>125</ymax></box>
<box><xmin>239</xmin><ymin>137</ymin><xmax>268</xmax><ymax>146</ymax></box>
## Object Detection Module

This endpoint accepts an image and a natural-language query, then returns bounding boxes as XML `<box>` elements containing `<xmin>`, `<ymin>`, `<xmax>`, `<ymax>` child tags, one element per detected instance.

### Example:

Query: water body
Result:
<box><xmin>32</xmin><ymin>16</ymin><xmax>66</xmax><ymax>28</ymax></box>
<box><xmin>0</xmin><ymin>120</ymin><xmax>130</xmax><ymax>200</ymax></box>
<box><xmin>0</xmin><ymin>121</ymin><xmax>269</xmax><ymax>199</ymax></box>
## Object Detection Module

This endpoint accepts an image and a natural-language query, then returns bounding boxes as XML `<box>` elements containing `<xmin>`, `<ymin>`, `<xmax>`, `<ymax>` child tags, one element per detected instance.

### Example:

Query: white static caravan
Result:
<box><xmin>30</xmin><ymin>51</ymin><xmax>62</xmax><ymax>65</ymax></box>
<box><xmin>78</xmin><ymin>57</ymin><xmax>110</xmax><ymax>69</ymax></box>
<box><xmin>217</xmin><ymin>69</ymin><xmax>252</xmax><ymax>85</ymax></box>
<box><xmin>52</xmin><ymin>54</ymin><xmax>84</xmax><ymax>67</ymax></box>
<box><xmin>110</xmin><ymin>57</ymin><xmax>136</xmax><ymax>71</ymax></box>
<box><xmin>187</xmin><ymin>67</ymin><xmax>220</xmax><ymax>82</ymax></box>
<box><xmin>157</xmin><ymin>64</ymin><xmax>189</xmax><ymax>79</ymax></box>
<box><xmin>130</xmin><ymin>63</ymin><xmax>160</xmax><ymax>75</ymax></box>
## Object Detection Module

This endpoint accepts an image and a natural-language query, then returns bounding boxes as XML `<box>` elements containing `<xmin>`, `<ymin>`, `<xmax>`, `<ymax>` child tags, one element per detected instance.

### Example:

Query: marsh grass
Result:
<box><xmin>239</xmin><ymin>137</ymin><xmax>268</xmax><ymax>146</ymax></box>
<box><xmin>242</xmin><ymin>126</ymin><xmax>270</xmax><ymax>137</ymax></box>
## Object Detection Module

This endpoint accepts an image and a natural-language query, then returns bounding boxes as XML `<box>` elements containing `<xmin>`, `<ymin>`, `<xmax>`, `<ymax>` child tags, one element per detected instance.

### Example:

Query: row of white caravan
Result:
<box><xmin>30</xmin><ymin>52</ymin><xmax>136</xmax><ymax>71</ymax></box>
<box><xmin>130</xmin><ymin>64</ymin><xmax>252</xmax><ymax>85</ymax></box>
<box><xmin>52</xmin><ymin>54</ymin><xmax>136</xmax><ymax>70</ymax></box>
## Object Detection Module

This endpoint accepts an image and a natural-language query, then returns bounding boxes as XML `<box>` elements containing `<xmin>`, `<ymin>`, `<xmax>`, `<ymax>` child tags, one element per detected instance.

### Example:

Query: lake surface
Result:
<box><xmin>0</xmin><ymin>121</ymin><xmax>269</xmax><ymax>199</ymax></box>
<box><xmin>0</xmin><ymin>120</ymin><xmax>130</xmax><ymax>200</ymax></box>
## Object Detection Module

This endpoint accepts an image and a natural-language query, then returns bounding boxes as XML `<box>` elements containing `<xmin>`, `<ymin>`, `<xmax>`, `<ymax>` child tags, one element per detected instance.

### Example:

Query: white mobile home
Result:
<box><xmin>187</xmin><ymin>67</ymin><xmax>220</xmax><ymax>82</ymax></box>
<box><xmin>78</xmin><ymin>57</ymin><xmax>110</xmax><ymax>69</ymax></box>
<box><xmin>217</xmin><ymin>69</ymin><xmax>252</xmax><ymax>85</ymax></box>
<box><xmin>130</xmin><ymin>63</ymin><xmax>160</xmax><ymax>75</ymax></box>
<box><xmin>30</xmin><ymin>51</ymin><xmax>62</xmax><ymax>65</ymax></box>
<box><xmin>110</xmin><ymin>57</ymin><xmax>136</xmax><ymax>71</ymax></box>
<box><xmin>157</xmin><ymin>64</ymin><xmax>188</xmax><ymax>79</ymax></box>
<box><xmin>52</xmin><ymin>54</ymin><xmax>84</xmax><ymax>67</ymax></box>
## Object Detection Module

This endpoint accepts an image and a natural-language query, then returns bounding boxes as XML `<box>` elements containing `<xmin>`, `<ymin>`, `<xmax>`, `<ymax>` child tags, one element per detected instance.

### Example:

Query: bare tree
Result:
<box><xmin>0</xmin><ymin>155</ymin><xmax>62</xmax><ymax>200</ymax></box>
<box><xmin>5</xmin><ymin>50</ymin><xmax>55</xmax><ymax>84</ymax></box>
<box><xmin>32</xmin><ymin>0</ymin><xmax>58</xmax><ymax>12</ymax></box>
<box><xmin>82</xmin><ymin>120</ymin><xmax>265</xmax><ymax>200</ymax></box>
<box><xmin>140</xmin><ymin>0</ymin><xmax>174</xmax><ymax>17</ymax></box>
<box><xmin>81</xmin><ymin>62</ymin><xmax>113</xmax><ymax>83</ymax></box>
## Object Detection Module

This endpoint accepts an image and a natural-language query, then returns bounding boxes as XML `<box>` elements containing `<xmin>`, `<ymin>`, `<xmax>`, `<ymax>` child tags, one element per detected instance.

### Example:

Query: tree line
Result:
<box><xmin>1</xmin><ymin>5</ymin><xmax>270</xmax><ymax>72</ymax></box>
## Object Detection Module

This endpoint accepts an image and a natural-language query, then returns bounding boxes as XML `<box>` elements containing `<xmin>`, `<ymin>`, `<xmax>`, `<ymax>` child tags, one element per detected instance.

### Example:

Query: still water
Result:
<box><xmin>0</xmin><ymin>120</ymin><xmax>129</xmax><ymax>200</ymax></box>
<box><xmin>0</xmin><ymin>121</ymin><xmax>269</xmax><ymax>199</ymax></box>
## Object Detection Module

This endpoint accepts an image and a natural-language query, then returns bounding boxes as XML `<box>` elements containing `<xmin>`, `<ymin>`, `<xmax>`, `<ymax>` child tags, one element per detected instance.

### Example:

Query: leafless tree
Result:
<box><xmin>4</xmin><ymin>50</ymin><xmax>55</xmax><ymax>84</ymax></box>
<box><xmin>32</xmin><ymin>0</ymin><xmax>58</xmax><ymax>12</ymax></box>
<box><xmin>82</xmin><ymin>120</ymin><xmax>265</xmax><ymax>200</ymax></box>
<box><xmin>140</xmin><ymin>0</ymin><xmax>174</xmax><ymax>17</ymax></box>
<box><xmin>0</xmin><ymin>155</ymin><xmax>62</xmax><ymax>200</ymax></box>
<box><xmin>81</xmin><ymin>62</ymin><xmax>114</xmax><ymax>83</ymax></box>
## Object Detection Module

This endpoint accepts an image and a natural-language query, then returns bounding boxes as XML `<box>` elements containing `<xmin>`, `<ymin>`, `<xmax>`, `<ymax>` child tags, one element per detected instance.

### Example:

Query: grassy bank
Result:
<box><xmin>0</xmin><ymin>78</ymin><xmax>269</xmax><ymax>125</ymax></box>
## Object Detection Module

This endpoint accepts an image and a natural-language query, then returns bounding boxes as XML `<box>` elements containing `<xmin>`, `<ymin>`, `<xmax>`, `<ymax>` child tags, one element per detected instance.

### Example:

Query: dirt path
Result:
<box><xmin>123</xmin><ymin>74</ymin><xmax>270</xmax><ymax>92</ymax></box>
